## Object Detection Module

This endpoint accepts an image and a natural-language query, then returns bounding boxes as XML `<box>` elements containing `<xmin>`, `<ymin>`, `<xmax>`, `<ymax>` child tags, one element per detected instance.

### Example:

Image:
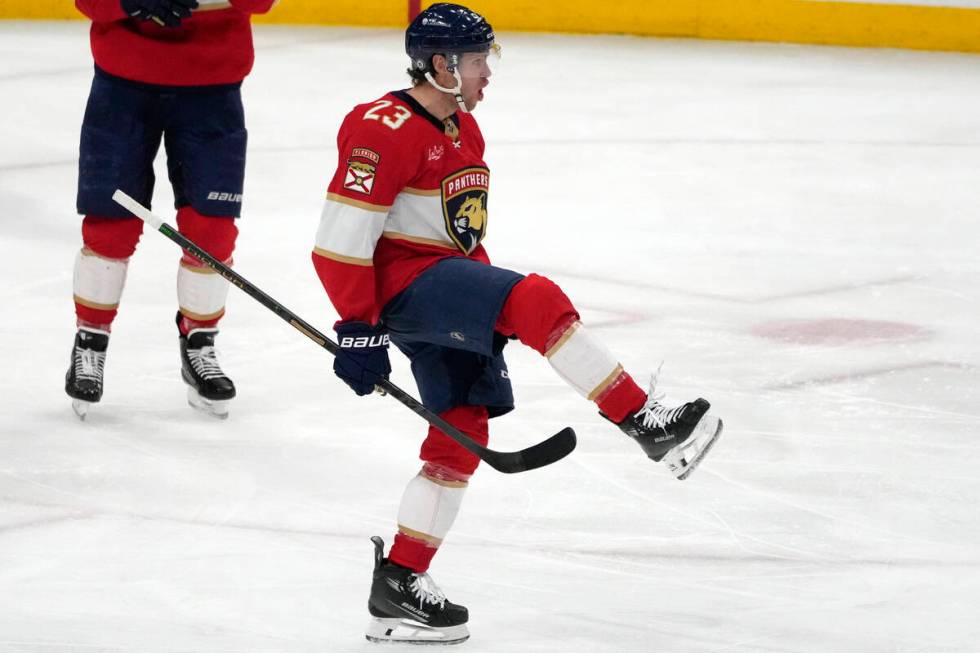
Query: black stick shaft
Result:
<box><xmin>112</xmin><ymin>190</ymin><xmax>575</xmax><ymax>473</ymax></box>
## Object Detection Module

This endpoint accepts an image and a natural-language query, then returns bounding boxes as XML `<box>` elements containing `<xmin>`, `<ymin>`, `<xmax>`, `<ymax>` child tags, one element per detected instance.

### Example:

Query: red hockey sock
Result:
<box><xmin>177</xmin><ymin>306</ymin><xmax>222</xmax><ymax>336</ymax></box>
<box><xmin>74</xmin><ymin>216</ymin><xmax>144</xmax><ymax>329</ymax></box>
<box><xmin>594</xmin><ymin>372</ymin><xmax>648</xmax><ymax>423</ymax></box>
<box><xmin>388</xmin><ymin>532</ymin><xmax>439</xmax><ymax>573</ymax></box>
<box><xmin>418</xmin><ymin>405</ymin><xmax>489</xmax><ymax>476</ymax></box>
<box><xmin>175</xmin><ymin>207</ymin><xmax>237</xmax><ymax>335</ymax></box>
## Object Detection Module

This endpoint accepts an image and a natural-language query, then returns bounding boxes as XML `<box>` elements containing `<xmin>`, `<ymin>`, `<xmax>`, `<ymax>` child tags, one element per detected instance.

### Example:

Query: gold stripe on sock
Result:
<box><xmin>180</xmin><ymin>261</ymin><xmax>220</xmax><ymax>274</ymax></box>
<box><xmin>587</xmin><ymin>363</ymin><xmax>624</xmax><ymax>402</ymax></box>
<box><xmin>420</xmin><ymin>470</ymin><xmax>468</xmax><ymax>488</ymax></box>
<box><xmin>73</xmin><ymin>295</ymin><xmax>119</xmax><ymax>311</ymax></box>
<box><xmin>178</xmin><ymin>306</ymin><xmax>225</xmax><ymax>322</ymax></box>
<box><xmin>545</xmin><ymin>321</ymin><xmax>581</xmax><ymax>359</ymax></box>
<box><xmin>80</xmin><ymin>247</ymin><xmax>126</xmax><ymax>262</ymax></box>
<box><xmin>397</xmin><ymin>524</ymin><xmax>443</xmax><ymax>547</ymax></box>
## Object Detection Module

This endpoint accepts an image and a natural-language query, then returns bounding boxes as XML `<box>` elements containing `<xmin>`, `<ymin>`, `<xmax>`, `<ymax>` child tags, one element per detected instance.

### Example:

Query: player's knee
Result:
<box><xmin>419</xmin><ymin>405</ymin><xmax>489</xmax><ymax>476</ymax></box>
<box><xmin>176</xmin><ymin>206</ymin><xmax>238</xmax><ymax>263</ymax></box>
<box><xmin>498</xmin><ymin>273</ymin><xmax>579</xmax><ymax>355</ymax></box>
<box><xmin>81</xmin><ymin>216</ymin><xmax>144</xmax><ymax>259</ymax></box>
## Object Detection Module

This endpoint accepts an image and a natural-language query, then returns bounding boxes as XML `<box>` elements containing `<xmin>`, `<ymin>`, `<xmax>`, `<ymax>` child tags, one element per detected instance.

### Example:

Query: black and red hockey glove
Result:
<box><xmin>333</xmin><ymin>321</ymin><xmax>391</xmax><ymax>396</ymax></box>
<box><xmin>120</xmin><ymin>0</ymin><xmax>198</xmax><ymax>27</ymax></box>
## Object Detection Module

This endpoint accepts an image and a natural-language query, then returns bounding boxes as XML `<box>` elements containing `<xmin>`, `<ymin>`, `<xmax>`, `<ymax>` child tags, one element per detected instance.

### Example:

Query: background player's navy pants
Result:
<box><xmin>77</xmin><ymin>66</ymin><xmax>247</xmax><ymax>219</ymax></box>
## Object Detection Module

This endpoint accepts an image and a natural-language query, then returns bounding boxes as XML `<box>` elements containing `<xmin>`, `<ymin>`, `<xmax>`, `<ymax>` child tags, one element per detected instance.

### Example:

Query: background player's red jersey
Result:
<box><xmin>313</xmin><ymin>90</ymin><xmax>492</xmax><ymax>324</ymax></box>
<box><xmin>76</xmin><ymin>0</ymin><xmax>277</xmax><ymax>86</ymax></box>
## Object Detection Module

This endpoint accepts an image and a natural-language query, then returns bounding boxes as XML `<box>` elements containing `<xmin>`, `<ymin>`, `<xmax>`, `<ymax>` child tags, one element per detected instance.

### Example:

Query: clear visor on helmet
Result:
<box><xmin>452</xmin><ymin>43</ymin><xmax>501</xmax><ymax>79</ymax></box>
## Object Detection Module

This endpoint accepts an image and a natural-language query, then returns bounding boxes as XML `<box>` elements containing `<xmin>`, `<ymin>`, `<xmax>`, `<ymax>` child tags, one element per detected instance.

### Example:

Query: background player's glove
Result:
<box><xmin>120</xmin><ymin>0</ymin><xmax>198</xmax><ymax>27</ymax></box>
<box><xmin>333</xmin><ymin>321</ymin><xmax>391</xmax><ymax>396</ymax></box>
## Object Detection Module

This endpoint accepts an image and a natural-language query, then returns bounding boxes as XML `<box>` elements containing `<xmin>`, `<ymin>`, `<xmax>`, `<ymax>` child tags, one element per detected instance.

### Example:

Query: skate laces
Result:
<box><xmin>409</xmin><ymin>572</ymin><xmax>447</xmax><ymax>609</ymax></box>
<box><xmin>636</xmin><ymin>364</ymin><xmax>685</xmax><ymax>429</ymax></box>
<box><xmin>187</xmin><ymin>346</ymin><xmax>225</xmax><ymax>380</ymax></box>
<box><xmin>74</xmin><ymin>347</ymin><xmax>105</xmax><ymax>382</ymax></box>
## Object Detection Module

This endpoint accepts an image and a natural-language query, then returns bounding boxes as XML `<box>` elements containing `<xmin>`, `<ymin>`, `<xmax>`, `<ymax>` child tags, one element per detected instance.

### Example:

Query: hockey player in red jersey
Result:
<box><xmin>312</xmin><ymin>3</ymin><xmax>724</xmax><ymax>644</ymax></box>
<box><xmin>66</xmin><ymin>0</ymin><xmax>277</xmax><ymax>419</ymax></box>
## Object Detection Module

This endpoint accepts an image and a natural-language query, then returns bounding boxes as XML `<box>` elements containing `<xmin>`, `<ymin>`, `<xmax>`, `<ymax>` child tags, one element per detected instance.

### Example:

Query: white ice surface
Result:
<box><xmin>1</xmin><ymin>21</ymin><xmax>979</xmax><ymax>652</ymax></box>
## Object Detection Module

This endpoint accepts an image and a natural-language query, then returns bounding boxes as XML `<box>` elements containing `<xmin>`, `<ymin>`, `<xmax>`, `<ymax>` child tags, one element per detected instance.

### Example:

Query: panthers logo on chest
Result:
<box><xmin>441</xmin><ymin>167</ymin><xmax>489</xmax><ymax>255</ymax></box>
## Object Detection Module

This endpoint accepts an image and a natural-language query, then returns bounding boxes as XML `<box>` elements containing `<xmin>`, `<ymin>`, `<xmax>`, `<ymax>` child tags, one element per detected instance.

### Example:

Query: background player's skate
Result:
<box><xmin>65</xmin><ymin>327</ymin><xmax>109</xmax><ymax>420</ymax></box>
<box><xmin>178</xmin><ymin>316</ymin><xmax>236</xmax><ymax>419</ymax></box>
<box><xmin>365</xmin><ymin>537</ymin><xmax>469</xmax><ymax>645</ymax></box>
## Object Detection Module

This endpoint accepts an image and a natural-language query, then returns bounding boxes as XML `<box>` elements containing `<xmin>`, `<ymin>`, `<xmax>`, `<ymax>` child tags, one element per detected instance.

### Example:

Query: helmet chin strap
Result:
<box><xmin>425</xmin><ymin>69</ymin><xmax>469</xmax><ymax>113</ymax></box>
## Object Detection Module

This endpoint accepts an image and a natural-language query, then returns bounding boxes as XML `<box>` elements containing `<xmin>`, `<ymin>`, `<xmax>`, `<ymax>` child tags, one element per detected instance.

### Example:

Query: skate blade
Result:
<box><xmin>186</xmin><ymin>387</ymin><xmax>230</xmax><ymax>420</ymax></box>
<box><xmin>664</xmin><ymin>414</ymin><xmax>724</xmax><ymax>481</ymax></box>
<box><xmin>71</xmin><ymin>399</ymin><xmax>92</xmax><ymax>421</ymax></box>
<box><xmin>365</xmin><ymin>617</ymin><xmax>469</xmax><ymax>645</ymax></box>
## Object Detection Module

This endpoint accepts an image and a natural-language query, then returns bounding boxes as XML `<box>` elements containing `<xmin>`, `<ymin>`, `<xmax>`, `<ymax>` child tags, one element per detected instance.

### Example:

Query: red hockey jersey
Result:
<box><xmin>313</xmin><ymin>90</ymin><xmax>493</xmax><ymax>325</ymax></box>
<box><xmin>75</xmin><ymin>0</ymin><xmax>277</xmax><ymax>86</ymax></box>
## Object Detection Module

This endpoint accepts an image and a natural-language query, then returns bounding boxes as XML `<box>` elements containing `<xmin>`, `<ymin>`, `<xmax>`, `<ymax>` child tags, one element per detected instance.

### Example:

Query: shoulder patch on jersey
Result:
<box><xmin>343</xmin><ymin>147</ymin><xmax>381</xmax><ymax>195</ymax></box>
<box><xmin>351</xmin><ymin>147</ymin><xmax>380</xmax><ymax>164</ymax></box>
<box><xmin>441</xmin><ymin>167</ymin><xmax>490</xmax><ymax>255</ymax></box>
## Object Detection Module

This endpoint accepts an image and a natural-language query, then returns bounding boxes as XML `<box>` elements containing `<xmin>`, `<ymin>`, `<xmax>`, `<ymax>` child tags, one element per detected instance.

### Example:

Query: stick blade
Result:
<box><xmin>483</xmin><ymin>427</ymin><xmax>577</xmax><ymax>474</ymax></box>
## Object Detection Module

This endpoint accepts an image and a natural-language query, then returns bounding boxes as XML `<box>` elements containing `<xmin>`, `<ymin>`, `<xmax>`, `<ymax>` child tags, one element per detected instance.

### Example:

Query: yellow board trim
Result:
<box><xmin>439</xmin><ymin>0</ymin><xmax>980</xmax><ymax>52</ymax></box>
<box><xmin>253</xmin><ymin>0</ymin><xmax>407</xmax><ymax>27</ymax></box>
<box><xmin>5</xmin><ymin>1</ymin><xmax>980</xmax><ymax>53</ymax></box>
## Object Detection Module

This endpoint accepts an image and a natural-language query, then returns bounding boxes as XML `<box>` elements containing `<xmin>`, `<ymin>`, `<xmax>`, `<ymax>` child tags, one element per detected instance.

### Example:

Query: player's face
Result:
<box><xmin>457</xmin><ymin>46</ymin><xmax>499</xmax><ymax>111</ymax></box>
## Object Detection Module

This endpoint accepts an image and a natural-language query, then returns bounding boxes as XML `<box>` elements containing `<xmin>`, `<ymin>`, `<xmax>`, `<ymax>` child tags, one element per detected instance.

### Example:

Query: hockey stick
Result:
<box><xmin>112</xmin><ymin>190</ymin><xmax>576</xmax><ymax>473</ymax></box>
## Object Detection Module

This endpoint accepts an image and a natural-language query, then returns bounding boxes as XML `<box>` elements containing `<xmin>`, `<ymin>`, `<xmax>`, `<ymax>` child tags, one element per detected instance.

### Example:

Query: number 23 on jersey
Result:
<box><xmin>363</xmin><ymin>100</ymin><xmax>412</xmax><ymax>130</ymax></box>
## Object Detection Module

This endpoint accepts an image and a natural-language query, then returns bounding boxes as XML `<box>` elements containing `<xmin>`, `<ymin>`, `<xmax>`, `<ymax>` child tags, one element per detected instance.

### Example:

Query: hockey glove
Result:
<box><xmin>120</xmin><ymin>0</ymin><xmax>198</xmax><ymax>27</ymax></box>
<box><xmin>333</xmin><ymin>321</ymin><xmax>391</xmax><ymax>396</ymax></box>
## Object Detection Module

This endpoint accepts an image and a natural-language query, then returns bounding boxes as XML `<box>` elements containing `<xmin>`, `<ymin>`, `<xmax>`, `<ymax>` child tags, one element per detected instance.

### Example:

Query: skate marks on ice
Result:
<box><xmin>566</xmin><ymin>454</ymin><xmax>837</xmax><ymax>564</ymax></box>
<box><xmin>759</xmin><ymin>359</ymin><xmax>974</xmax><ymax>392</ymax></box>
<box><xmin>515</xmin><ymin>260</ymin><xmax>920</xmax><ymax>306</ymax></box>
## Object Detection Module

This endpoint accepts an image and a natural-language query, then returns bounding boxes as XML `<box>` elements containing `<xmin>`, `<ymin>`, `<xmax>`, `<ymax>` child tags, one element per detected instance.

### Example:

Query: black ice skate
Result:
<box><xmin>179</xmin><ymin>324</ymin><xmax>235</xmax><ymax>419</ymax></box>
<box><xmin>607</xmin><ymin>372</ymin><xmax>723</xmax><ymax>480</ymax></box>
<box><xmin>365</xmin><ymin>536</ymin><xmax>469</xmax><ymax>645</ymax></box>
<box><xmin>65</xmin><ymin>327</ymin><xmax>109</xmax><ymax>420</ymax></box>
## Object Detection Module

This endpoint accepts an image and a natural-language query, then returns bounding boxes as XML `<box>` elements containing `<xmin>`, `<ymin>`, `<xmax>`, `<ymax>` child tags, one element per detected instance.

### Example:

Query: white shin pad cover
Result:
<box><xmin>73</xmin><ymin>248</ymin><xmax>129</xmax><ymax>310</ymax></box>
<box><xmin>177</xmin><ymin>260</ymin><xmax>230</xmax><ymax>321</ymax></box>
<box><xmin>396</xmin><ymin>471</ymin><xmax>467</xmax><ymax>545</ymax></box>
<box><xmin>546</xmin><ymin>321</ymin><xmax>623</xmax><ymax>401</ymax></box>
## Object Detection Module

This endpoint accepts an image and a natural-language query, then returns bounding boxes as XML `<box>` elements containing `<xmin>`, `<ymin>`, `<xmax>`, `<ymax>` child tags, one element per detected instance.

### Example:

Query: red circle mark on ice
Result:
<box><xmin>750</xmin><ymin>318</ymin><xmax>929</xmax><ymax>345</ymax></box>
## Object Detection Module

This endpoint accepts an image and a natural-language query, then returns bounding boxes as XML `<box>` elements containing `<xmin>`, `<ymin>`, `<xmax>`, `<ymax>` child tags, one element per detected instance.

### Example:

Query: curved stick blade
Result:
<box><xmin>483</xmin><ymin>427</ymin><xmax>577</xmax><ymax>474</ymax></box>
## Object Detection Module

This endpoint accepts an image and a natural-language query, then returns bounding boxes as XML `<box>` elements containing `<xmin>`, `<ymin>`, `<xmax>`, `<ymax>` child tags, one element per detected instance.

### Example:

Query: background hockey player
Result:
<box><xmin>65</xmin><ymin>0</ymin><xmax>278</xmax><ymax>419</ymax></box>
<box><xmin>311</xmin><ymin>3</ymin><xmax>724</xmax><ymax>644</ymax></box>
